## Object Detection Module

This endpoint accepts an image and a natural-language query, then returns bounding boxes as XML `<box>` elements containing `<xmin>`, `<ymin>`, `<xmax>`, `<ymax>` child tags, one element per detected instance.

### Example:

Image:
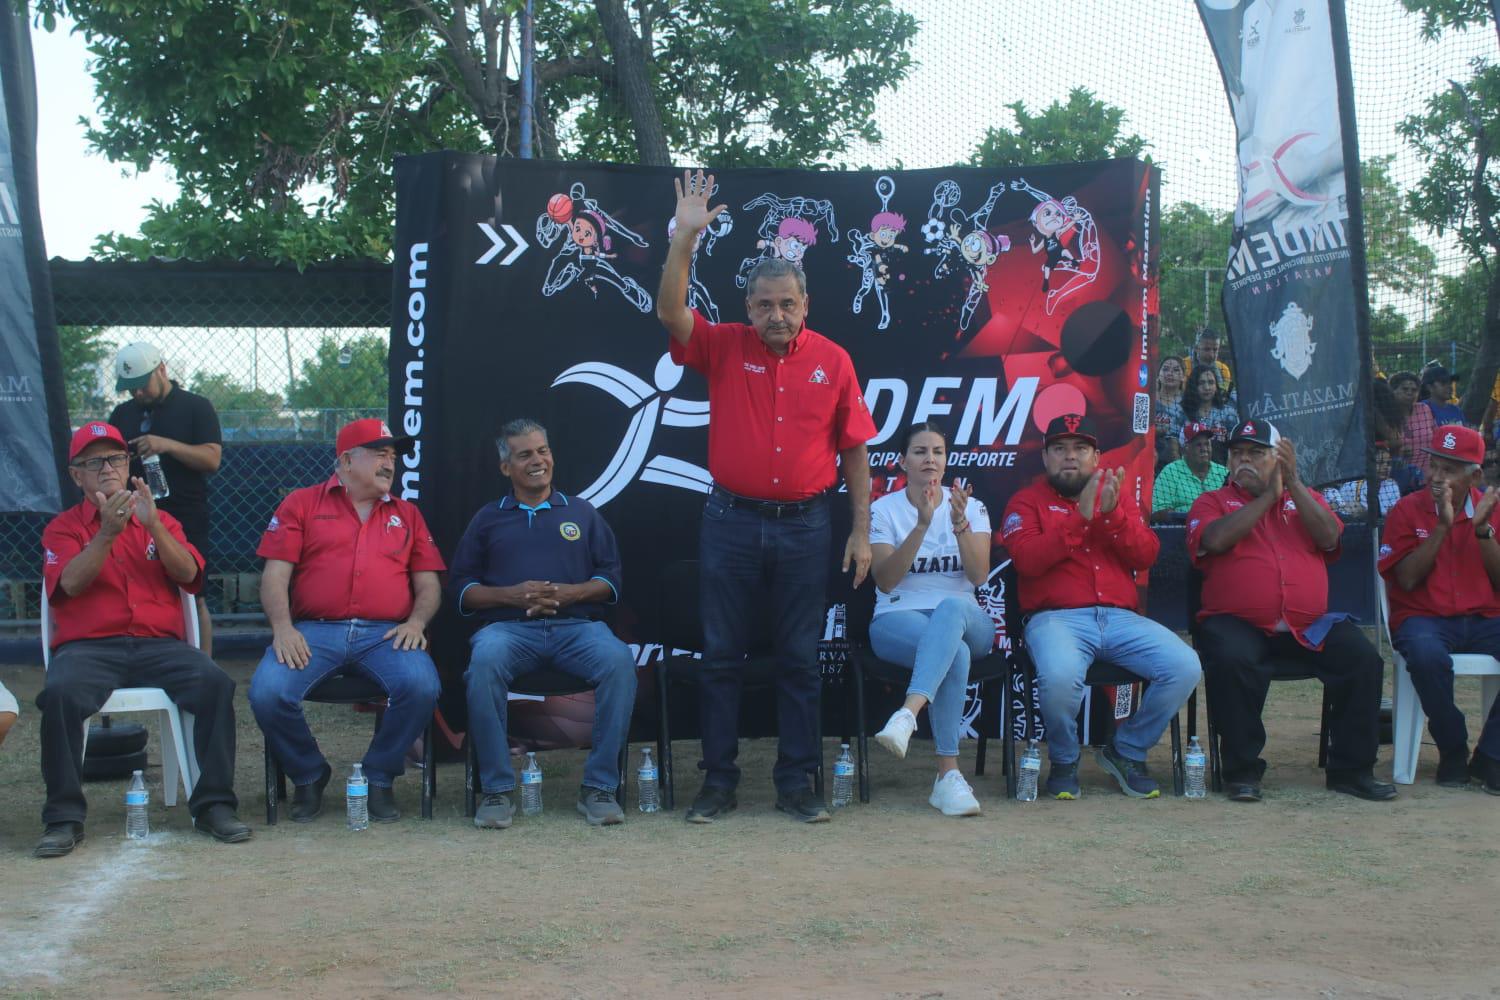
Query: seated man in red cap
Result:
<box><xmin>1189</xmin><ymin>419</ymin><xmax>1395</xmax><ymax>803</ymax></box>
<box><xmin>1003</xmin><ymin>414</ymin><xmax>1200</xmax><ymax>800</ymax></box>
<box><xmin>249</xmin><ymin>419</ymin><xmax>445</xmax><ymax>823</ymax></box>
<box><xmin>35</xmin><ymin>422</ymin><xmax>249</xmax><ymax>858</ymax></box>
<box><xmin>1378</xmin><ymin>425</ymin><xmax>1500</xmax><ymax>794</ymax></box>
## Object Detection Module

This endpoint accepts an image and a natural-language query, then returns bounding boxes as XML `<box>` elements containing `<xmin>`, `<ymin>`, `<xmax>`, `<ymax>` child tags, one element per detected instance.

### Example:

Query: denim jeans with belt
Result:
<box><xmin>868</xmin><ymin>597</ymin><xmax>993</xmax><ymax>757</ymax></box>
<box><xmin>248</xmin><ymin>620</ymin><xmax>441</xmax><ymax>787</ymax></box>
<box><xmin>465</xmin><ymin>618</ymin><xmax>638</xmax><ymax>793</ymax></box>
<box><xmin>697</xmin><ymin>491</ymin><xmax>830</xmax><ymax>794</ymax></box>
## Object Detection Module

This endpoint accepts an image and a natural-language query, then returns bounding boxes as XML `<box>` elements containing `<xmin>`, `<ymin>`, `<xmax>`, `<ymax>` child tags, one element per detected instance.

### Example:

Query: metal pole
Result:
<box><xmin>519</xmin><ymin>0</ymin><xmax>535</xmax><ymax>159</ymax></box>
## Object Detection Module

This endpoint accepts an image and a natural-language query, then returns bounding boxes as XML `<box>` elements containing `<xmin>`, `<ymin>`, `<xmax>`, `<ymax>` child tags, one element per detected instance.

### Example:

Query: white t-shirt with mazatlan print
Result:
<box><xmin>869</xmin><ymin>488</ymin><xmax>991</xmax><ymax>617</ymax></box>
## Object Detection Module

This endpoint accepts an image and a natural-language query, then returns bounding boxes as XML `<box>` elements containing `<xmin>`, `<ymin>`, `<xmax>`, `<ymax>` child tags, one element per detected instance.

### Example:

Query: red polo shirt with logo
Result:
<box><xmin>1001</xmin><ymin>478</ymin><xmax>1159</xmax><ymax>613</ymax></box>
<box><xmin>1377</xmin><ymin>486</ymin><xmax>1500</xmax><ymax>633</ymax></box>
<box><xmin>42</xmin><ymin>500</ymin><xmax>205</xmax><ymax>649</ymax></box>
<box><xmin>670</xmin><ymin>310</ymin><xmax>876</xmax><ymax>501</ymax></box>
<box><xmin>257</xmin><ymin>475</ymin><xmax>446</xmax><ymax>622</ymax></box>
<box><xmin>1187</xmin><ymin>482</ymin><xmax>1342</xmax><ymax>645</ymax></box>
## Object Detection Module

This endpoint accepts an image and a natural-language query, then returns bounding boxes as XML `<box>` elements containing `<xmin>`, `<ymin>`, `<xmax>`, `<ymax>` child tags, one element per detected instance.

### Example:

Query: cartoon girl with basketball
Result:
<box><xmin>536</xmin><ymin>183</ymin><xmax>653</xmax><ymax>313</ymax></box>
<box><xmin>1011</xmin><ymin>177</ymin><xmax>1100</xmax><ymax>316</ymax></box>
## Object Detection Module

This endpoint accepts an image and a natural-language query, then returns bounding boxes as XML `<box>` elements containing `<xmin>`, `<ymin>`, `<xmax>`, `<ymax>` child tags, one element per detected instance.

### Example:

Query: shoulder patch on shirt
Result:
<box><xmin>386</xmin><ymin>514</ymin><xmax>403</xmax><ymax>530</ymax></box>
<box><xmin>1283</xmin><ymin>498</ymin><xmax>1296</xmax><ymax>512</ymax></box>
<box><xmin>1189</xmin><ymin>518</ymin><xmax>1200</xmax><ymax>531</ymax></box>
<box><xmin>1002</xmin><ymin>512</ymin><xmax>1023</xmax><ymax>537</ymax></box>
<box><xmin>45</xmin><ymin>548</ymin><xmax>57</xmax><ymax>565</ymax></box>
<box><xmin>266</xmin><ymin>515</ymin><xmax>280</xmax><ymax>532</ymax></box>
<box><xmin>809</xmin><ymin>365</ymin><xmax>830</xmax><ymax>385</ymax></box>
<box><xmin>1379</xmin><ymin>543</ymin><xmax>1392</xmax><ymax>558</ymax></box>
<box><xmin>559</xmin><ymin>521</ymin><xmax>582</xmax><ymax>541</ymax></box>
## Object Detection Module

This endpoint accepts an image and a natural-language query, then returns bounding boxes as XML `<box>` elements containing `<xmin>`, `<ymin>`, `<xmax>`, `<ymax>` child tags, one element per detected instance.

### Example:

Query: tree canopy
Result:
<box><xmin>968</xmin><ymin>88</ymin><xmax>1149</xmax><ymax>169</ymax></box>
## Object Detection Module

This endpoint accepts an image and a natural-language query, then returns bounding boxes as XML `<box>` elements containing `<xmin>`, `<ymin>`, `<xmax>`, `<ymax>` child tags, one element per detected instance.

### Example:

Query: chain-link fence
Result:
<box><xmin>0</xmin><ymin>261</ymin><xmax>390</xmax><ymax>630</ymax></box>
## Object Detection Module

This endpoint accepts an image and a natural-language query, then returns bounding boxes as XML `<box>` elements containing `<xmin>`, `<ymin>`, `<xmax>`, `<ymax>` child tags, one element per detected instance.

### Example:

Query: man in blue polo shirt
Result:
<box><xmin>449</xmin><ymin>418</ymin><xmax>636</xmax><ymax>829</ymax></box>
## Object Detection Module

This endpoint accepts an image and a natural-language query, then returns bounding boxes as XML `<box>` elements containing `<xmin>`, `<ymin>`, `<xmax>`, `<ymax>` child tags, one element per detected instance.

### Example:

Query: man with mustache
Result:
<box><xmin>1003</xmin><ymin>414</ymin><xmax>1200</xmax><ymax>800</ymax></box>
<box><xmin>249</xmin><ymin>419</ymin><xmax>445</xmax><ymax>823</ymax></box>
<box><xmin>658</xmin><ymin>170</ymin><xmax>877</xmax><ymax>824</ymax></box>
<box><xmin>35</xmin><ymin>422</ymin><xmax>249</xmax><ymax>857</ymax></box>
<box><xmin>1378</xmin><ymin>425</ymin><xmax>1500</xmax><ymax>794</ymax></box>
<box><xmin>1188</xmin><ymin>419</ymin><xmax>1395</xmax><ymax>803</ymax></box>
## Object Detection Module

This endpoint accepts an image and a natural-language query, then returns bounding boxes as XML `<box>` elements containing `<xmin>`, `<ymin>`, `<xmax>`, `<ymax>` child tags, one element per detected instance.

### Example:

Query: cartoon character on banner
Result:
<box><xmin>549</xmin><ymin>353</ymin><xmax>711</xmax><ymax>508</ymax></box>
<box><xmin>1011</xmin><ymin>177</ymin><xmax>1100</xmax><ymax>316</ymax></box>
<box><xmin>667</xmin><ymin>185</ymin><xmax>733</xmax><ymax>323</ymax></box>
<box><xmin>921</xmin><ymin>179</ymin><xmax>1011</xmax><ymax>333</ymax></box>
<box><xmin>734</xmin><ymin>192</ymin><xmax>839</xmax><ymax>288</ymax></box>
<box><xmin>536</xmin><ymin>183</ymin><xmax>653</xmax><ymax>313</ymax></box>
<box><xmin>846</xmin><ymin>175</ymin><xmax>909</xmax><ymax>331</ymax></box>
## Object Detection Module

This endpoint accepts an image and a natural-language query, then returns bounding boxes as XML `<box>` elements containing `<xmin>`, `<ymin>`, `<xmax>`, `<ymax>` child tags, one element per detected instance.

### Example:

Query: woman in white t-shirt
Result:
<box><xmin>868</xmin><ymin>422</ymin><xmax>993</xmax><ymax>816</ymax></box>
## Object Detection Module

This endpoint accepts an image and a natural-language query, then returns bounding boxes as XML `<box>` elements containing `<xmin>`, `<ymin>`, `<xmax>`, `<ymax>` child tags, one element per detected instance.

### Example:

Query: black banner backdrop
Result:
<box><xmin>1197</xmin><ymin>0</ymin><xmax>1369</xmax><ymax>487</ymax></box>
<box><xmin>391</xmin><ymin>154</ymin><xmax>1159</xmax><ymax>744</ymax></box>
<box><xmin>0</xmin><ymin>1</ymin><xmax>68</xmax><ymax>512</ymax></box>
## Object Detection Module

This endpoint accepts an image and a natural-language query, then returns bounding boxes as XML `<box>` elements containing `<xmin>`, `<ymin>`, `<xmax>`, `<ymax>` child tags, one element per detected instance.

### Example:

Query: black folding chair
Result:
<box><xmin>264</xmin><ymin>670</ymin><xmax>435</xmax><ymax>825</ymax></box>
<box><xmin>1187</xmin><ymin>567</ymin><xmax>1332</xmax><ymax>792</ymax></box>
<box><xmin>843</xmin><ymin>581</ymin><xmax>1014</xmax><ymax>804</ymax></box>
<box><xmin>655</xmin><ymin>559</ymin><xmax>824</xmax><ymax>810</ymax></box>
<box><xmin>462</xmin><ymin>666</ymin><xmax>630</xmax><ymax>816</ymax></box>
<box><xmin>999</xmin><ymin>562</ymin><xmax>1186</xmax><ymax>797</ymax></box>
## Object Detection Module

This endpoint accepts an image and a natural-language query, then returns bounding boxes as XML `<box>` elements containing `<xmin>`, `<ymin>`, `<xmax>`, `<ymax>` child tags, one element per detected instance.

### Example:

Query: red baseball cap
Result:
<box><xmin>335</xmin><ymin>418</ymin><xmax>414</xmax><ymax>457</ymax></box>
<box><xmin>1425</xmin><ymin>424</ymin><xmax>1484</xmax><ymax>466</ymax></box>
<box><xmin>1179</xmin><ymin>421</ymin><xmax>1214</xmax><ymax>446</ymax></box>
<box><xmin>68</xmin><ymin>421</ymin><xmax>129</xmax><ymax>461</ymax></box>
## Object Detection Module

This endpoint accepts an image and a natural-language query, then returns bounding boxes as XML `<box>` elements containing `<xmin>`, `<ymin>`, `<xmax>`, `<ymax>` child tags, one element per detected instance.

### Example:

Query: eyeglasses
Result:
<box><xmin>71</xmin><ymin>453</ymin><xmax>131</xmax><ymax>472</ymax></box>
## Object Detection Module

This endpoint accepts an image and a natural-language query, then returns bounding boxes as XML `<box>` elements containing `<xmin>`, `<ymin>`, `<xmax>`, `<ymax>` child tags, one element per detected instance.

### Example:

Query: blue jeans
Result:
<box><xmin>465</xmin><ymin>618</ymin><xmax>637</xmax><ymax>793</ymax></box>
<box><xmin>698</xmin><ymin>492</ymin><xmax>831</xmax><ymax>793</ymax></box>
<box><xmin>248</xmin><ymin>620</ymin><xmax>441</xmax><ymax>787</ymax></box>
<box><xmin>868</xmin><ymin>598</ymin><xmax>993</xmax><ymax>757</ymax></box>
<box><xmin>1024</xmin><ymin>607</ymin><xmax>1201</xmax><ymax>765</ymax></box>
<box><xmin>1394</xmin><ymin>615</ymin><xmax>1500</xmax><ymax>760</ymax></box>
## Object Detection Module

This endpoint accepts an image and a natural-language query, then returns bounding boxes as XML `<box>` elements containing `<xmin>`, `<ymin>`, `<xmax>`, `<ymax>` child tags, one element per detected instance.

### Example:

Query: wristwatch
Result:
<box><xmin>1478</xmin><ymin>525</ymin><xmax>1495</xmax><ymax>540</ymax></box>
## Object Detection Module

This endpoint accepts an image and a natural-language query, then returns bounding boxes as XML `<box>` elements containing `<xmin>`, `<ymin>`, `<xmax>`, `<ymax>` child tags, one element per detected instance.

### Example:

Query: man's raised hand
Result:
<box><xmin>673</xmin><ymin>169</ymin><xmax>727</xmax><ymax>241</ymax></box>
<box><xmin>1078</xmin><ymin>470</ymin><xmax>1103</xmax><ymax>521</ymax></box>
<box><xmin>1475</xmin><ymin>485</ymin><xmax>1500</xmax><ymax>527</ymax></box>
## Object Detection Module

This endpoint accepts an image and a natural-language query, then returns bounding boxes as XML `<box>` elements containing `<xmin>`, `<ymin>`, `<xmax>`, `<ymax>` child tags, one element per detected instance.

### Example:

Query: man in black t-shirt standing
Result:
<box><xmin>109</xmin><ymin>342</ymin><xmax>224</xmax><ymax>652</ymax></box>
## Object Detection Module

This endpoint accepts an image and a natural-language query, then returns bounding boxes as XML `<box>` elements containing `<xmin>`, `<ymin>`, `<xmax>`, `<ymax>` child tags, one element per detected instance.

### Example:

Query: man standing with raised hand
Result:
<box><xmin>657</xmin><ymin>169</ymin><xmax>877</xmax><ymax>824</ymax></box>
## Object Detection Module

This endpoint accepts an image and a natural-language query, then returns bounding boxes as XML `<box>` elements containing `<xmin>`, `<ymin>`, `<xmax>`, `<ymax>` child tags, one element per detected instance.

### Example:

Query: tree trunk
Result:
<box><xmin>593</xmin><ymin>0</ymin><xmax>671</xmax><ymax>165</ymax></box>
<box><xmin>1462</xmin><ymin>265</ymin><xmax>1500</xmax><ymax>425</ymax></box>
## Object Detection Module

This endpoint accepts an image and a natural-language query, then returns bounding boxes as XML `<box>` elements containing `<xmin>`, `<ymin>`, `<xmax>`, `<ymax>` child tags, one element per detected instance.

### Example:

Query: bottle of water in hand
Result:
<box><xmin>521</xmin><ymin>752</ymin><xmax>543</xmax><ymax>817</ymax></box>
<box><xmin>125</xmin><ymin>769</ymin><xmax>149</xmax><ymax>840</ymax></box>
<box><xmin>1185</xmin><ymin>736</ymin><xmax>1207</xmax><ymax>800</ymax></box>
<box><xmin>831</xmin><ymin>744</ymin><xmax>855</xmax><ymax>808</ymax></box>
<box><xmin>141</xmin><ymin>453</ymin><xmax>170</xmax><ymax>500</ymax></box>
<box><xmin>346</xmin><ymin>763</ymin><xmax>369</xmax><ymax>831</ymax></box>
<box><xmin>637</xmin><ymin>747</ymin><xmax>660</xmax><ymax>813</ymax></box>
<box><xmin>1017</xmin><ymin>740</ymin><xmax>1041</xmax><ymax>802</ymax></box>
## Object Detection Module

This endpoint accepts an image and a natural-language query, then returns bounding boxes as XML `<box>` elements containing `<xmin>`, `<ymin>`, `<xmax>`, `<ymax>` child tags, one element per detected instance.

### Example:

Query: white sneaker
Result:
<box><xmin>874</xmin><ymin>708</ymin><xmax>917</xmax><ymax>758</ymax></box>
<box><xmin>928</xmin><ymin>770</ymin><xmax>981</xmax><ymax>817</ymax></box>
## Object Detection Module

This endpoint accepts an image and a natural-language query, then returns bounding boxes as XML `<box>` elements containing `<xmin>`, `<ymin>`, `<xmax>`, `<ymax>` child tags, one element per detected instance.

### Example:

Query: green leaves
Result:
<box><xmin>969</xmin><ymin>88</ymin><xmax>1149</xmax><ymax>169</ymax></box>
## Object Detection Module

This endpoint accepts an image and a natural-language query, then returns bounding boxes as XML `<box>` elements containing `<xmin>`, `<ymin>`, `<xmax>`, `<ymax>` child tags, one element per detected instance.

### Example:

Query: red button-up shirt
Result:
<box><xmin>1378</xmin><ymin>487</ymin><xmax>1500</xmax><ymax>633</ymax></box>
<box><xmin>42</xmin><ymin>500</ymin><xmax>204</xmax><ymax>649</ymax></box>
<box><xmin>1001</xmin><ymin>478</ymin><xmax>1159</xmax><ymax>614</ymax></box>
<box><xmin>257</xmin><ymin>476</ymin><xmax>446</xmax><ymax>622</ymax></box>
<box><xmin>670</xmin><ymin>311</ymin><xmax>876</xmax><ymax>501</ymax></box>
<box><xmin>1188</xmin><ymin>482</ymin><xmax>1342</xmax><ymax>645</ymax></box>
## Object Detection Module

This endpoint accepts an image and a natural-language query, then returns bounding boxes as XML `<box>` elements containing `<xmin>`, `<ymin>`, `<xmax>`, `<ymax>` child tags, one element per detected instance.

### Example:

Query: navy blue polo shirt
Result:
<box><xmin>448</xmin><ymin>491</ymin><xmax>622</xmax><ymax>624</ymax></box>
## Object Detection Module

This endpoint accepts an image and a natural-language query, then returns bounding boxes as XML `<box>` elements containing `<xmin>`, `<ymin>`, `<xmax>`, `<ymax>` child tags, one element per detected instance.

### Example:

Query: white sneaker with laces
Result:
<box><xmin>928</xmin><ymin>770</ymin><xmax>981</xmax><ymax>816</ymax></box>
<box><xmin>874</xmin><ymin>707</ymin><xmax>917</xmax><ymax>758</ymax></box>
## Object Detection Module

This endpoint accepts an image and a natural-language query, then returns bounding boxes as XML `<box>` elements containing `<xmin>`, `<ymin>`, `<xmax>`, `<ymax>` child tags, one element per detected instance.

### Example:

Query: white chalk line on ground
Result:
<box><xmin>0</xmin><ymin>833</ymin><xmax>179</xmax><ymax>985</ymax></box>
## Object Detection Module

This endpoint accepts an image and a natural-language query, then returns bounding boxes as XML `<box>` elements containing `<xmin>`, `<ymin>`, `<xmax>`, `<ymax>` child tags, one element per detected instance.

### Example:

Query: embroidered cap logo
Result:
<box><xmin>1063</xmin><ymin>415</ymin><xmax>1081</xmax><ymax>434</ymax></box>
<box><xmin>1443</xmin><ymin>432</ymin><xmax>1457</xmax><ymax>451</ymax></box>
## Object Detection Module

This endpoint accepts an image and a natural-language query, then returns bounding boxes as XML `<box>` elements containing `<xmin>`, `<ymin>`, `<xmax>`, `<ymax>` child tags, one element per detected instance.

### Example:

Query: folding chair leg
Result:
<box><xmin>1206</xmin><ymin>692</ymin><xmax>1223</xmax><ymax>794</ymax></box>
<box><xmin>1186</xmin><ymin>689</ymin><xmax>1198</xmax><ymax>743</ymax></box>
<box><xmin>265</xmin><ymin>743</ymin><xmax>280</xmax><ymax>825</ymax></box>
<box><xmin>1170</xmin><ymin>711</ymin><xmax>1184</xmax><ymax>797</ymax></box>
<box><xmin>615</xmin><ymin>742</ymin><xmax>627</xmax><ymax>809</ymax></box>
<box><xmin>421</xmin><ymin>720</ymin><xmax>435</xmax><ymax>820</ymax></box>
<box><xmin>464</xmin><ymin>734</ymin><xmax>477</xmax><ymax>818</ymax></box>
<box><xmin>160</xmin><ymin>708</ymin><xmax>182</xmax><ymax>808</ymax></box>
<box><xmin>975</xmin><ymin>681</ymin><xmax>989</xmax><ymax>778</ymax></box>
<box><xmin>814</xmin><ymin>706</ymin><xmax>825</xmax><ymax>799</ymax></box>
<box><xmin>854</xmin><ymin>660</ymin><xmax>870</xmax><ymax>804</ymax></box>
<box><xmin>1317</xmin><ymin>688</ymin><xmax>1332</xmax><ymax>770</ymax></box>
<box><xmin>658</xmin><ymin>662</ymin><xmax>675</xmax><ymax>811</ymax></box>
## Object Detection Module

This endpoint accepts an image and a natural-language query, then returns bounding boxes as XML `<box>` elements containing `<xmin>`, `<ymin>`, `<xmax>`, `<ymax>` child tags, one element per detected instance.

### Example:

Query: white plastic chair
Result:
<box><xmin>41</xmin><ymin>586</ymin><xmax>202</xmax><ymax>805</ymax></box>
<box><xmin>1376</xmin><ymin>554</ymin><xmax>1500</xmax><ymax>785</ymax></box>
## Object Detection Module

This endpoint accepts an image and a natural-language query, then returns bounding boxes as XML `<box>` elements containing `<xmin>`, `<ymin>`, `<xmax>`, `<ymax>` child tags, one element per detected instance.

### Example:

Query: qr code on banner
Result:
<box><xmin>1132</xmin><ymin>393</ymin><xmax>1151</xmax><ymax>434</ymax></box>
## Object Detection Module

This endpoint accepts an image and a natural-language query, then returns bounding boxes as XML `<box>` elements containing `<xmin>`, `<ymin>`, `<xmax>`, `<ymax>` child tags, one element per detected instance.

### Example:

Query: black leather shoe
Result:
<box><xmin>368</xmin><ymin>784</ymin><xmax>400</xmax><ymax>822</ymax></box>
<box><xmin>1436</xmin><ymin>745</ymin><xmax>1472</xmax><ymax>788</ymax></box>
<box><xmin>685</xmin><ymin>783</ymin><xmax>737</xmax><ymax>824</ymax></box>
<box><xmin>1226</xmin><ymin>782</ymin><xmax>1262</xmax><ymax>803</ymax></box>
<box><xmin>290</xmin><ymin>762</ymin><xmax>333</xmax><ymax>823</ymax></box>
<box><xmin>194</xmin><ymin>804</ymin><xmax>252</xmax><ymax>843</ymax></box>
<box><xmin>33</xmin><ymin>822</ymin><xmax>85</xmax><ymax>858</ymax></box>
<box><xmin>1471</xmin><ymin>751</ymin><xmax>1500</xmax><ymax>795</ymax></box>
<box><xmin>774</xmin><ymin>786</ymin><xmax>831</xmax><ymax>823</ymax></box>
<box><xmin>1326</xmin><ymin>771</ymin><xmax>1398</xmax><ymax>801</ymax></box>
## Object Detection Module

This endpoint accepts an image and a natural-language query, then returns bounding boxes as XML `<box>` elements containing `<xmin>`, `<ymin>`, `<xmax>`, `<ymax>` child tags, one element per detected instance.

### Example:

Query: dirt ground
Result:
<box><xmin>0</xmin><ymin>654</ymin><xmax>1496</xmax><ymax>1000</ymax></box>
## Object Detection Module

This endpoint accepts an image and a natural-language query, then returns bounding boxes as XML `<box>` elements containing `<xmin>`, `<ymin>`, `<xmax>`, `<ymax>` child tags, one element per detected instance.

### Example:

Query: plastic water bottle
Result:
<box><xmin>1185</xmin><ymin>736</ymin><xmax>1207</xmax><ymax>800</ymax></box>
<box><xmin>141</xmin><ymin>453</ymin><xmax>170</xmax><ymax>500</ymax></box>
<box><xmin>346</xmin><ymin>763</ymin><xmax>369</xmax><ymax>831</ymax></box>
<box><xmin>831</xmin><ymin>744</ymin><xmax>855</xmax><ymax>808</ymax></box>
<box><xmin>637</xmin><ymin>747</ymin><xmax>660</xmax><ymax>813</ymax></box>
<box><xmin>1017</xmin><ymin>740</ymin><xmax>1041</xmax><ymax>802</ymax></box>
<box><xmin>125</xmin><ymin>770</ymin><xmax>149</xmax><ymax>840</ymax></box>
<box><xmin>521</xmin><ymin>752</ymin><xmax>543</xmax><ymax>816</ymax></box>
